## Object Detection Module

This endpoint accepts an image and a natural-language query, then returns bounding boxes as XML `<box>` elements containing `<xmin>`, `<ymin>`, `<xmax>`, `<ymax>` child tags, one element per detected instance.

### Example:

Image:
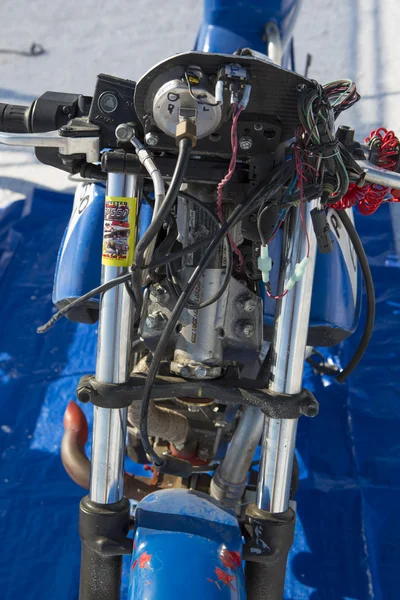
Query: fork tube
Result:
<box><xmin>257</xmin><ymin>201</ymin><xmax>317</xmax><ymax>513</ymax></box>
<box><xmin>90</xmin><ymin>173</ymin><xmax>139</xmax><ymax>505</ymax></box>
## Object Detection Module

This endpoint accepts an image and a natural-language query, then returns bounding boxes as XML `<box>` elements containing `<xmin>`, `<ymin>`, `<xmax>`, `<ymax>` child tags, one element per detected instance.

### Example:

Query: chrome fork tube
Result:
<box><xmin>257</xmin><ymin>201</ymin><xmax>317</xmax><ymax>513</ymax></box>
<box><xmin>90</xmin><ymin>173</ymin><xmax>140</xmax><ymax>505</ymax></box>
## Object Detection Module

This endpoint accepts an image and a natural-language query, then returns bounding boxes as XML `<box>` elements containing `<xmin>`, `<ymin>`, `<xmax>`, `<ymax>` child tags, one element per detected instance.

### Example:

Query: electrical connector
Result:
<box><xmin>286</xmin><ymin>256</ymin><xmax>311</xmax><ymax>291</ymax></box>
<box><xmin>258</xmin><ymin>245</ymin><xmax>273</xmax><ymax>284</ymax></box>
<box><xmin>238</xmin><ymin>84</ymin><xmax>252</xmax><ymax>110</ymax></box>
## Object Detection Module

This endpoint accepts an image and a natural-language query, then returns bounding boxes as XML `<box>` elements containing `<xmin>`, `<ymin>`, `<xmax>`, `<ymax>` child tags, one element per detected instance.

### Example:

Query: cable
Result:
<box><xmin>216</xmin><ymin>105</ymin><xmax>245</xmax><ymax>269</ymax></box>
<box><xmin>334</xmin><ymin>210</ymin><xmax>375</xmax><ymax>383</ymax></box>
<box><xmin>37</xmin><ymin>273</ymin><xmax>132</xmax><ymax>334</ymax></box>
<box><xmin>184</xmin><ymin>72</ymin><xmax>221</xmax><ymax>107</ymax></box>
<box><xmin>167</xmin><ymin>191</ymin><xmax>233</xmax><ymax>310</ymax></box>
<box><xmin>132</xmin><ymin>137</ymin><xmax>193</xmax><ymax>320</ymax></box>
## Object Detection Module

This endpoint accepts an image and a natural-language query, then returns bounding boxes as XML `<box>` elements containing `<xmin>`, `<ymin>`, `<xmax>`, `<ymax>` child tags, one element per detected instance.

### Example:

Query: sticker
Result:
<box><xmin>102</xmin><ymin>196</ymin><xmax>137</xmax><ymax>266</ymax></box>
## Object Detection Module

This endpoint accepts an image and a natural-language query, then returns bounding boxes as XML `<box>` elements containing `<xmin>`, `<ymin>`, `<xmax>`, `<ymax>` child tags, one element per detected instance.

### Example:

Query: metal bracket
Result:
<box><xmin>76</xmin><ymin>373</ymin><xmax>319</xmax><ymax>419</ymax></box>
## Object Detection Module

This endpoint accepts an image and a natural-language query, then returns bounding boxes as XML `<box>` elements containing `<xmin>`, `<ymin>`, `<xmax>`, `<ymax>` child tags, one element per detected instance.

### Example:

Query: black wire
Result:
<box><xmin>335</xmin><ymin>210</ymin><xmax>375</xmax><ymax>383</ymax></box>
<box><xmin>37</xmin><ymin>233</ymin><xmax>219</xmax><ymax>333</ymax></box>
<box><xmin>37</xmin><ymin>273</ymin><xmax>132</xmax><ymax>334</ymax></box>
<box><xmin>139</xmin><ymin>171</ymin><xmax>284</xmax><ymax>466</ymax></box>
<box><xmin>148</xmin><ymin>233</ymin><xmax>215</xmax><ymax>269</ymax></box>
<box><xmin>184</xmin><ymin>72</ymin><xmax>221</xmax><ymax>107</ymax></box>
<box><xmin>132</xmin><ymin>137</ymin><xmax>193</xmax><ymax>320</ymax></box>
<box><xmin>167</xmin><ymin>191</ymin><xmax>233</xmax><ymax>310</ymax></box>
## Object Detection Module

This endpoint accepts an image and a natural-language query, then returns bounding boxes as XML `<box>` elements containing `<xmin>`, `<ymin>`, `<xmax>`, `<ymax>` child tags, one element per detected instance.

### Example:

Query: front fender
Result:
<box><xmin>128</xmin><ymin>489</ymin><xmax>246</xmax><ymax>599</ymax></box>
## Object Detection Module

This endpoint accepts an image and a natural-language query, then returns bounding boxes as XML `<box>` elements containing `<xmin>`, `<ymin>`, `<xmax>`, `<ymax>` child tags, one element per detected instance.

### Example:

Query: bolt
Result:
<box><xmin>115</xmin><ymin>123</ymin><xmax>134</xmax><ymax>142</ymax></box>
<box><xmin>242</xmin><ymin>323</ymin><xmax>255</xmax><ymax>338</ymax></box>
<box><xmin>235</xmin><ymin>320</ymin><xmax>255</xmax><ymax>338</ymax></box>
<box><xmin>145</xmin><ymin>131</ymin><xmax>159</xmax><ymax>147</ymax></box>
<box><xmin>98</xmin><ymin>91</ymin><xmax>118</xmax><ymax>114</ymax></box>
<box><xmin>198</xmin><ymin>447</ymin><xmax>210</xmax><ymax>460</ymax></box>
<box><xmin>179</xmin><ymin>366</ymin><xmax>190</xmax><ymax>378</ymax></box>
<box><xmin>150</xmin><ymin>284</ymin><xmax>169</xmax><ymax>304</ymax></box>
<box><xmin>77</xmin><ymin>387</ymin><xmax>92</xmax><ymax>403</ymax></box>
<box><xmin>145</xmin><ymin>311</ymin><xmax>167</xmax><ymax>331</ymax></box>
<box><xmin>243</xmin><ymin>298</ymin><xmax>257</xmax><ymax>313</ymax></box>
<box><xmin>254</xmin><ymin>123</ymin><xmax>263</xmax><ymax>131</ymax></box>
<box><xmin>193</xmin><ymin>365</ymin><xmax>208</xmax><ymax>379</ymax></box>
<box><xmin>209</xmin><ymin>132</ymin><xmax>221</xmax><ymax>142</ymax></box>
<box><xmin>239</xmin><ymin>135</ymin><xmax>253</xmax><ymax>151</ymax></box>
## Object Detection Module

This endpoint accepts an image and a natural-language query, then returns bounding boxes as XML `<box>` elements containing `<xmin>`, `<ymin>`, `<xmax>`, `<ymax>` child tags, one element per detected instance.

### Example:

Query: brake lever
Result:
<box><xmin>0</xmin><ymin>126</ymin><xmax>100</xmax><ymax>163</ymax></box>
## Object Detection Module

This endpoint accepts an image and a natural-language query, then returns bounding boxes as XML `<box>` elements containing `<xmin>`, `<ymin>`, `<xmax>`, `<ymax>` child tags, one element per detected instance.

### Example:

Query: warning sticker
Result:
<box><xmin>102</xmin><ymin>196</ymin><xmax>137</xmax><ymax>267</ymax></box>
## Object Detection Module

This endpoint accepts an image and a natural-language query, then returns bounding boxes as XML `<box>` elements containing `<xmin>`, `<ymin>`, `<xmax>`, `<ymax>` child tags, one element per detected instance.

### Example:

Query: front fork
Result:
<box><xmin>245</xmin><ymin>201</ymin><xmax>317</xmax><ymax>600</ymax></box>
<box><xmin>79</xmin><ymin>172</ymin><xmax>140</xmax><ymax>600</ymax></box>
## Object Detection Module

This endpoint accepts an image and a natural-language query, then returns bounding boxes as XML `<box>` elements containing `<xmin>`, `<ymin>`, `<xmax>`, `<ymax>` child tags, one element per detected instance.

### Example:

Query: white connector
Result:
<box><xmin>258</xmin><ymin>245</ymin><xmax>273</xmax><ymax>283</ymax></box>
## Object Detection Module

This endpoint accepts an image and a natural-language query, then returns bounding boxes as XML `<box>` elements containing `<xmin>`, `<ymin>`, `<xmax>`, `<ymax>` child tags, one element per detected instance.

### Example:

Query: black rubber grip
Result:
<box><xmin>0</xmin><ymin>102</ymin><xmax>32</xmax><ymax>133</ymax></box>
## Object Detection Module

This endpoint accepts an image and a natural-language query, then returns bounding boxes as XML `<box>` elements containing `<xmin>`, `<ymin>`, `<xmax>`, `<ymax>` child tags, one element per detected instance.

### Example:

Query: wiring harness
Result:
<box><xmin>333</xmin><ymin>127</ymin><xmax>400</xmax><ymax>214</ymax></box>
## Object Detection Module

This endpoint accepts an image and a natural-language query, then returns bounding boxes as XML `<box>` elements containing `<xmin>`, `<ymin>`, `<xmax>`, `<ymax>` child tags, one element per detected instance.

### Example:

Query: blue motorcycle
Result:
<box><xmin>1</xmin><ymin>1</ymin><xmax>399</xmax><ymax>598</ymax></box>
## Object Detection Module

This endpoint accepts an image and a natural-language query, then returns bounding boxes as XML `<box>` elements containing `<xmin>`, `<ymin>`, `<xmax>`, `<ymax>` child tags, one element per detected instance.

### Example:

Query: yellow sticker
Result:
<box><xmin>102</xmin><ymin>196</ymin><xmax>137</xmax><ymax>267</ymax></box>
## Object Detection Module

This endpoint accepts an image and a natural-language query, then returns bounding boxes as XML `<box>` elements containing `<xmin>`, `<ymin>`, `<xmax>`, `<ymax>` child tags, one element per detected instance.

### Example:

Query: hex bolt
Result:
<box><xmin>150</xmin><ymin>284</ymin><xmax>169</xmax><ymax>304</ymax></box>
<box><xmin>243</xmin><ymin>298</ymin><xmax>257</xmax><ymax>313</ymax></box>
<box><xmin>145</xmin><ymin>311</ymin><xmax>167</xmax><ymax>331</ymax></box>
<box><xmin>115</xmin><ymin>123</ymin><xmax>134</xmax><ymax>143</ymax></box>
<box><xmin>145</xmin><ymin>131</ymin><xmax>159</xmax><ymax>147</ymax></box>
<box><xmin>254</xmin><ymin>123</ymin><xmax>263</xmax><ymax>131</ymax></box>
<box><xmin>239</xmin><ymin>136</ymin><xmax>253</xmax><ymax>151</ymax></box>
<box><xmin>242</xmin><ymin>323</ymin><xmax>255</xmax><ymax>338</ymax></box>
<box><xmin>98</xmin><ymin>91</ymin><xmax>118</xmax><ymax>114</ymax></box>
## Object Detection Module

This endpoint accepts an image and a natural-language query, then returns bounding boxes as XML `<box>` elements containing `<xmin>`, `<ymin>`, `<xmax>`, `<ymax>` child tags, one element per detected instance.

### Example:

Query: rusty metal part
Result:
<box><xmin>176</xmin><ymin>396</ymin><xmax>215</xmax><ymax>407</ymax></box>
<box><xmin>61</xmin><ymin>401</ymin><xmax>188</xmax><ymax>501</ymax></box>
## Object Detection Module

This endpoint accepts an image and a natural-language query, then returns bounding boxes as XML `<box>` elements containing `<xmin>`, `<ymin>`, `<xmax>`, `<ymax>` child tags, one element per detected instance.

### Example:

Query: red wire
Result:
<box><xmin>294</xmin><ymin>145</ymin><xmax>311</xmax><ymax>257</ymax></box>
<box><xmin>216</xmin><ymin>105</ymin><xmax>245</xmax><ymax>269</ymax></box>
<box><xmin>267</xmin><ymin>146</ymin><xmax>312</xmax><ymax>301</ymax></box>
<box><xmin>333</xmin><ymin>127</ymin><xmax>400</xmax><ymax>214</ymax></box>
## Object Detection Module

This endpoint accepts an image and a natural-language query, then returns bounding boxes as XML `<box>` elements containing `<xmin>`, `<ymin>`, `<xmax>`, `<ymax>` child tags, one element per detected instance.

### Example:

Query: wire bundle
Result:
<box><xmin>296</xmin><ymin>79</ymin><xmax>361</xmax><ymax>204</ymax></box>
<box><xmin>333</xmin><ymin>127</ymin><xmax>400</xmax><ymax>214</ymax></box>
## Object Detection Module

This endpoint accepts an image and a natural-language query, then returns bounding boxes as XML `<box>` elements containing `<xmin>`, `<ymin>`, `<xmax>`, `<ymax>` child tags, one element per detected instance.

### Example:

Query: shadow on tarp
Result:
<box><xmin>0</xmin><ymin>187</ymin><xmax>399</xmax><ymax>599</ymax></box>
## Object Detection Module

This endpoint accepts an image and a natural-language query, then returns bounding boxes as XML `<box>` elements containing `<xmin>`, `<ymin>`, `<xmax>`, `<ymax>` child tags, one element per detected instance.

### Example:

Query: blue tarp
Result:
<box><xmin>0</xmin><ymin>187</ymin><xmax>398</xmax><ymax>599</ymax></box>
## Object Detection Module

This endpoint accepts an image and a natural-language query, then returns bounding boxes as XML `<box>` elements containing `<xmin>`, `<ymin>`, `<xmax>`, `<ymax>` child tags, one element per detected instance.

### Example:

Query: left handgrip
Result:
<box><xmin>0</xmin><ymin>92</ymin><xmax>91</xmax><ymax>134</ymax></box>
<box><xmin>0</xmin><ymin>102</ymin><xmax>32</xmax><ymax>133</ymax></box>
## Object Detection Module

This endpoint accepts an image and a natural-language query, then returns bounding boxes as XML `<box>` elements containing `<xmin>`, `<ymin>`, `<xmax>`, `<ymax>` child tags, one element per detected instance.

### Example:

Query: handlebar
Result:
<box><xmin>356</xmin><ymin>159</ymin><xmax>400</xmax><ymax>188</ymax></box>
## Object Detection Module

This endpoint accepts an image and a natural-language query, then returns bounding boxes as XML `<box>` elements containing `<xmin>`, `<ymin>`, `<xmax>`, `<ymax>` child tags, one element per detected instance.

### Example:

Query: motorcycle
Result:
<box><xmin>1</xmin><ymin>0</ymin><xmax>399</xmax><ymax>598</ymax></box>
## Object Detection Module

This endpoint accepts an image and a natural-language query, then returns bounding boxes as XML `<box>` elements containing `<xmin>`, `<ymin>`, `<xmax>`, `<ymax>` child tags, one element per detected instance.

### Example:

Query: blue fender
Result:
<box><xmin>128</xmin><ymin>489</ymin><xmax>246</xmax><ymax>599</ymax></box>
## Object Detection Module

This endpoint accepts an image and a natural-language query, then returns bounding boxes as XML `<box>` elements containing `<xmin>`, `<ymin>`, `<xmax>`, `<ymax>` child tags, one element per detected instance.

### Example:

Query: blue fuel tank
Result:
<box><xmin>52</xmin><ymin>182</ymin><xmax>105</xmax><ymax>324</ymax></box>
<box><xmin>261</xmin><ymin>208</ymin><xmax>361</xmax><ymax>346</ymax></box>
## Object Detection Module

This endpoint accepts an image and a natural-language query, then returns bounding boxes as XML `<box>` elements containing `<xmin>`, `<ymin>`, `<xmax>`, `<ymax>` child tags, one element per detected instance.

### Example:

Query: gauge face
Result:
<box><xmin>153</xmin><ymin>79</ymin><xmax>222</xmax><ymax>139</ymax></box>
